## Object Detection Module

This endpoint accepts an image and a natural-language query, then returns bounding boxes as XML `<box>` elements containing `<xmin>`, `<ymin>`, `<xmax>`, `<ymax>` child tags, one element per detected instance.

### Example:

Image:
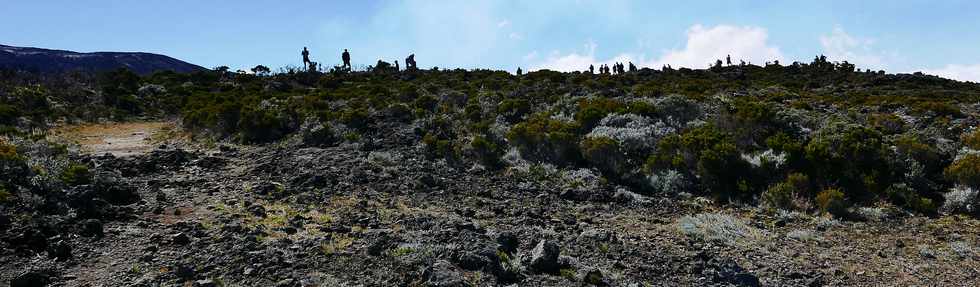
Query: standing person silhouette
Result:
<box><xmin>302</xmin><ymin>47</ymin><xmax>311</xmax><ymax>67</ymax></box>
<box><xmin>342</xmin><ymin>49</ymin><xmax>351</xmax><ymax>70</ymax></box>
<box><xmin>589</xmin><ymin>64</ymin><xmax>594</xmax><ymax>74</ymax></box>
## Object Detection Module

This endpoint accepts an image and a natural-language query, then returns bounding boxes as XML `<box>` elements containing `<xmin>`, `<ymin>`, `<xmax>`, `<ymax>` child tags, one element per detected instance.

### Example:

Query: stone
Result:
<box><xmin>10</xmin><ymin>271</ymin><xmax>51</xmax><ymax>287</ymax></box>
<box><xmin>46</xmin><ymin>240</ymin><xmax>71</xmax><ymax>261</ymax></box>
<box><xmin>79</xmin><ymin>219</ymin><xmax>104</xmax><ymax>237</ymax></box>
<box><xmin>194</xmin><ymin>279</ymin><xmax>217</xmax><ymax>287</ymax></box>
<box><xmin>424</xmin><ymin>260</ymin><xmax>468</xmax><ymax>287</ymax></box>
<box><xmin>529</xmin><ymin>239</ymin><xmax>560</xmax><ymax>274</ymax></box>
<box><xmin>172</xmin><ymin>232</ymin><xmax>191</xmax><ymax>245</ymax></box>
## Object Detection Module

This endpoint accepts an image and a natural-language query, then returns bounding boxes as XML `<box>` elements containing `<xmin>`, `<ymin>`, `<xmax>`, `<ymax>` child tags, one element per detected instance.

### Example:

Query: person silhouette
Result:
<box><xmin>516</xmin><ymin>67</ymin><xmax>523</xmax><ymax>76</ymax></box>
<box><xmin>405</xmin><ymin>54</ymin><xmax>416</xmax><ymax>70</ymax></box>
<box><xmin>342</xmin><ymin>49</ymin><xmax>351</xmax><ymax>70</ymax></box>
<box><xmin>589</xmin><ymin>64</ymin><xmax>595</xmax><ymax>74</ymax></box>
<box><xmin>395</xmin><ymin>60</ymin><xmax>400</xmax><ymax>71</ymax></box>
<box><xmin>302</xmin><ymin>47</ymin><xmax>311</xmax><ymax>67</ymax></box>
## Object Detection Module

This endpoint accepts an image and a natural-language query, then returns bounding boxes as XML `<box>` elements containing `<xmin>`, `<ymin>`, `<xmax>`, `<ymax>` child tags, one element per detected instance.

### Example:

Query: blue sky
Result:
<box><xmin>3</xmin><ymin>0</ymin><xmax>980</xmax><ymax>81</ymax></box>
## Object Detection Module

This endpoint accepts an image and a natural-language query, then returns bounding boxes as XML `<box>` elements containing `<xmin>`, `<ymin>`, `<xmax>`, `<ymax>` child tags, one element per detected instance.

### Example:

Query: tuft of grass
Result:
<box><xmin>320</xmin><ymin>234</ymin><xmax>354</xmax><ymax>255</ymax></box>
<box><xmin>677</xmin><ymin>213</ymin><xmax>763</xmax><ymax>246</ymax></box>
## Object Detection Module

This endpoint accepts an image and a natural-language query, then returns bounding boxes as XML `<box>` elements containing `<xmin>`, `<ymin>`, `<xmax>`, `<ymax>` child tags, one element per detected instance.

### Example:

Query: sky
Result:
<box><xmin>3</xmin><ymin>0</ymin><xmax>980</xmax><ymax>82</ymax></box>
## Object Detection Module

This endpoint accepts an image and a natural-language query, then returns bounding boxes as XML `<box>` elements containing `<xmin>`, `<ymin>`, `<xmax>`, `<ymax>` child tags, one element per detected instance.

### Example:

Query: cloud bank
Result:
<box><xmin>531</xmin><ymin>24</ymin><xmax>784</xmax><ymax>72</ymax></box>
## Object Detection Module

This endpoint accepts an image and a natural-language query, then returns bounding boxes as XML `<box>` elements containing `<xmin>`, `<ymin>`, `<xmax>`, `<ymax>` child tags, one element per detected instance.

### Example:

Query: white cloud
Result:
<box><xmin>650</xmin><ymin>25</ymin><xmax>783</xmax><ymax>68</ymax></box>
<box><xmin>523</xmin><ymin>51</ymin><xmax>539</xmax><ymax>61</ymax></box>
<box><xmin>819</xmin><ymin>26</ymin><xmax>897</xmax><ymax>70</ymax></box>
<box><xmin>530</xmin><ymin>24</ymin><xmax>784</xmax><ymax>72</ymax></box>
<box><xmin>920</xmin><ymin>64</ymin><xmax>980</xmax><ymax>83</ymax></box>
<box><xmin>497</xmin><ymin>20</ymin><xmax>510</xmax><ymax>28</ymax></box>
<box><xmin>509</xmin><ymin>32</ymin><xmax>523</xmax><ymax>40</ymax></box>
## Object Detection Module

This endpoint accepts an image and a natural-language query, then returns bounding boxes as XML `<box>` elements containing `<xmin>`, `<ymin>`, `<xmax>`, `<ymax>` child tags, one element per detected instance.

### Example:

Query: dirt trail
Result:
<box><xmin>50</xmin><ymin>121</ymin><xmax>180</xmax><ymax>156</ymax></box>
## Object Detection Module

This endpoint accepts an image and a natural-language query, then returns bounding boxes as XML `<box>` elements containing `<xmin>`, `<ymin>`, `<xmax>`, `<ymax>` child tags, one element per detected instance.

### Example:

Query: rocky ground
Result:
<box><xmin>2</xmin><ymin>121</ymin><xmax>980</xmax><ymax>287</ymax></box>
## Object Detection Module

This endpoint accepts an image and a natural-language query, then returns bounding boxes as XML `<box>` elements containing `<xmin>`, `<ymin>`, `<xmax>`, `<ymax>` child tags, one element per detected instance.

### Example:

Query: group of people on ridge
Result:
<box><xmin>589</xmin><ymin>62</ymin><xmax>637</xmax><ymax>75</ymax></box>
<box><xmin>301</xmin><ymin>47</ymin><xmax>417</xmax><ymax>73</ymax></box>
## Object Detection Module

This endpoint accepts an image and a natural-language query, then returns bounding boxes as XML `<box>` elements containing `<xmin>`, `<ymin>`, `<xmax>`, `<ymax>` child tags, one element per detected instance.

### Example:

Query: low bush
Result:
<box><xmin>815</xmin><ymin>188</ymin><xmax>847</xmax><ymax>216</ymax></box>
<box><xmin>497</xmin><ymin>99</ymin><xmax>531</xmax><ymax>122</ymax></box>
<box><xmin>470</xmin><ymin>135</ymin><xmax>503</xmax><ymax>168</ymax></box>
<box><xmin>506</xmin><ymin>114</ymin><xmax>581</xmax><ymax>164</ymax></box>
<box><xmin>805</xmin><ymin>123</ymin><xmax>891</xmax><ymax>202</ymax></box>
<box><xmin>946</xmin><ymin>154</ymin><xmax>980</xmax><ymax>188</ymax></box>
<box><xmin>885</xmin><ymin>183</ymin><xmax>937</xmax><ymax>214</ymax></box>
<box><xmin>61</xmin><ymin>164</ymin><xmax>93</xmax><ymax>186</ymax></box>
<box><xmin>649</xmin><ymin>124</ymin><xmax>758</xmax><ymax>199</ymax></box>
<box><xmin>962</xmin><ymin>130</ymin><xmax>980</xmax><ymax>150</ymax></box>
<box><xmin>761</xmin><ymin>173</ymin><xmax>809</xmax><ymax>211</ymax></box>
<box><xmin>580</xmin><ymin>136</ymin><xmax>627</xmax><ymax>177</ymax></box>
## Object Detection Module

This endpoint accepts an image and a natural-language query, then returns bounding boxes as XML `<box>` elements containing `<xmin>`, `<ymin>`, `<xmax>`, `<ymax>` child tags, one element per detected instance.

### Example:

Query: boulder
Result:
<box><xmin>529</xmin><ymin>239</ymin><xmax>560</xmax><ymax>274</ymax></box>
<box><xmin>10</xmin><ymin>271</ymin><xmax>52</xmax><ymax>287</ymax></box>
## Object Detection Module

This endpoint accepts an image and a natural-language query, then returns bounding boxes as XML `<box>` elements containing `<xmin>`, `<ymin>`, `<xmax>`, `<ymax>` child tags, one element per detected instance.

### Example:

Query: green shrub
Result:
<box><xmin>412</xmin><ymin>94</ymin><xmax>438</xmax><ymax>112</ymax></box>
<box><xmin>0</xmin><ymin>104</ymin><xmax>19</xmax><ymax>125</ymax></box>
<box><xmin>422</xmin><ymin>132</ymin><xmax>454</xmax><ymax>158</ymax></box>
<box><xmin>497</xmin><ymin>99</ymin><xmax>531</xmax><ymax>122</ymax></box>
<box><xmin>575</xmin><ymin>98</ymin><xmax>623</xmax><ymax>130</ymax></box>
<box><xmin>463</xmin><ymin>103</ymin><xmax>483</xmax><ymax>122</ymax></box>
<box><xmin>0</xmin><ymin>186</ymin><xmax>11</xmax><ymax>203</ymax></box>
<box><xmin>885</xmin><ymin>184</ymin><xmax>937</xmax><ymax>214</ymax></box>
<box><xmin>761</xmin><ymin>173</ymin><xmax>810</xmax><ymax>211</ymax></box>
<box><xmin>61</xmin><ymin>164</ymin><xmax>93</xmax><ymax>186</ymax></box>
<box><xmin>580</xmin><ymin>136</ymin><xmax>626</xmax><ymax>177</ymax></box>
<box><xmin>815</xmin><ymin>188</ymin><xmax>847</xmax><ymax>216</ymax></box>
<box><xmin>805</xmin><ymin>124</ymin><xmax>890</xmax><ymax>202</ymax></box>
<box><xmin>506</xmin><ymin>114</ymin><xmax>581</xmax><ymax>164</ymax></box>
<box><xmin>0</xmin><ymin>142</ymin><xmax>28</xmax><ymax>182</ymax></box>
<box><xmin>649</xmin><ymin>124</ymin><xmax>758</xmax><ymax>199</ymax></box>
<box><xmin>470</xmin><ymin>135</ymin><xmax>503</xmax><ymax>168</ymax></box>
<box><xmin>962</xmin><ymin>130</ymin><xmax>980</xmax><ymax>150</ymax></box>
<box><xmin>339</xmin><ymin>107</ymin><xmax>371</xmax><ymax>130</ymax></box>
<box><xmin>870</xmin><ymin>113</ymin><xmax>905</xmax><ymax>134</ymax></box>
<box><xmin>238</xmin><ymin>107</ymin><xmax>287</xmax><ymax>143</ymax></box>
<box><xmin>946</xmin><ymin>154</ymin><xmax>980</xmax><ymax>188</ymax></box>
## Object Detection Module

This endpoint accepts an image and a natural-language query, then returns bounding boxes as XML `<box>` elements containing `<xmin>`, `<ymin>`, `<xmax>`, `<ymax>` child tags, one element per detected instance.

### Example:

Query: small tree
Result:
<box><xmin>251</xmin><ymin>65</ymin><xmax>271</xmax><ymax>76</ymax></box>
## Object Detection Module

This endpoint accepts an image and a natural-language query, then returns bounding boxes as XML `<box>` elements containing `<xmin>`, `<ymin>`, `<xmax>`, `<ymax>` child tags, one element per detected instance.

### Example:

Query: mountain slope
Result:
<box><xmin>0</xmin><ymin>44</ymin><xmax>204</xmax><ymax>74</ymax></box>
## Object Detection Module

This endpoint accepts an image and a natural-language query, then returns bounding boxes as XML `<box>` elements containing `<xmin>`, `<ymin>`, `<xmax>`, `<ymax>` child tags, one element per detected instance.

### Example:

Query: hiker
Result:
<box><xmin>395</xmin><ymin>60</ymin><xmax>400</xmax><ymax>71</ymax></box>
<box><xmin>405</xmin><ymin>54</ymin><xmax>417</xmax><ymax>70</ymax></box>
<box><xmin>589</xmin><ymin>64</ymin><xmax>595</xmax><ymax>74</ymax></box>
<box><xmin>516</xmin><ymin>67</ymin><xmax>522</xmax><ymax>76</ymax></box>
<box><xmin>342</xmin><ymin>49</ymin><xmax>351</xmax><ymax>70</ymax></box>
<box><xmin>302</xmin><ymin>47</ymin><xmax>311</xmax><ymax>67</ymax></box>
<box><xmin>629</xmin><ymin>62</ymin><xmax>637</xmax><ymax>72</ymax></box>
<box><xmin>726</xmin><ymin>54</ymin><xmax>732</xmax><ymax>66</ymax></box>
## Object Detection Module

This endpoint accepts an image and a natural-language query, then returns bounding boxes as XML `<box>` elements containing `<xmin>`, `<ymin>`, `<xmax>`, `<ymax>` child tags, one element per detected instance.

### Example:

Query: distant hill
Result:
<box><xmin>0</xmin><ymin>44</ymin><xmax>205</xmax><ymax>75</ymax></box>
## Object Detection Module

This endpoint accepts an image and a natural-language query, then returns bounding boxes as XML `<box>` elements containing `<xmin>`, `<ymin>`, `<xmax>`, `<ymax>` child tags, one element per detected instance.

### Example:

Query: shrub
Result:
<box><xmin>580</xmin><ymin>136</ymin><xmax>626</xmax><ymax>177</ymax></box>
<box><xmin>870</xmin><ymin>113</ymin><xmax>905</xmax><ymax>134</ymax></box>
<box><xmin>506</xmin><ymin>114</ymin><xmax>581</xmax><ymax>164</ymax></box>
<box><xmin>885</xmin><ymin>183</ymin><xmax>937</xmax><ymax>214</ymax></box>
<box><xmin>762</xmin><ymin>182</ymin><xmax>797</xmax><ymax>211</ymax></box>
<box><xmin>677</xmin><ymin>213</ymin><xmax>762</xmax><ymax>246</ymax></box>
<box><xmin>0</xmin><ymin>186</ymin><xmax>11</xmax><ymax>203</ymax></box>
<box><xmin>946</xmin><ymin>154</ymin><xmax>980</xmax><ymax>188</ymax></box>
<box><xmin>412</xmin><ymin>94</ymin><xmax>438</xmax><ymax>112</ymax></box>
<box><xmin>650</xmin><ymin>124</ymin><xmax>757</xmax><ymax>199</ymax></box>
<box><xmin>0</xmin><ymin>104</ymin><xmax>19</xmax><ymax>125</ymax></box>
<box><xmin>339</xmin><ymin>107</ymin><xmax>371</xmax><ymax>130</ymax></box>
<box><xmin>61</xmin><ymin>164</ymin><xmax>93</xmax><ymax>186</ymax></box>
<box><xmin>646</xmin><ymin>169</ymin><xmax>690</xmax><ymax>194</ymax></box>
<box><xmin>575</xmin><ymin>98</ymin><xmax>624</xmax><ymax>130</ymax></box>
<box><xmin>815</xmin><ymin>188</ymin><xmax>847</xmax><ymax>216</ymax></box>
<box><xmin>422</xmin><ymin>132</ymin><xmax>454</xmax><ymax>158</ymax></box>
<box><xmin>238</xmin><ymin>107</ymin><xmax>288</xmax><ymax>143</ymax></box>
<box><xmin>942</xmin><ymin>186</ymin><xmax>979</xmax><ymax>215</ymax></box>
<box><xmin>470</xmin><ymin>135</ymin><xmax>503</xmax><ymax>168</ymax></box>
<box><xmin>963</xmin><ymin>130</ymin><xmax>980</xmax><ymax>150</ymax></box>
<box><xmin>497</xmin><ymin>99</ymin><xmax>531</xmax><ymax>122</ymax></box>
<box><xmin>805</xmin><ymin>123</ymin><xmax>890</xmax><ymax>202</ymax></box>
<box><xmin>0</xmin><ymin>142</ymin><xmax>28</xmax><ymax>183</ymax></box>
